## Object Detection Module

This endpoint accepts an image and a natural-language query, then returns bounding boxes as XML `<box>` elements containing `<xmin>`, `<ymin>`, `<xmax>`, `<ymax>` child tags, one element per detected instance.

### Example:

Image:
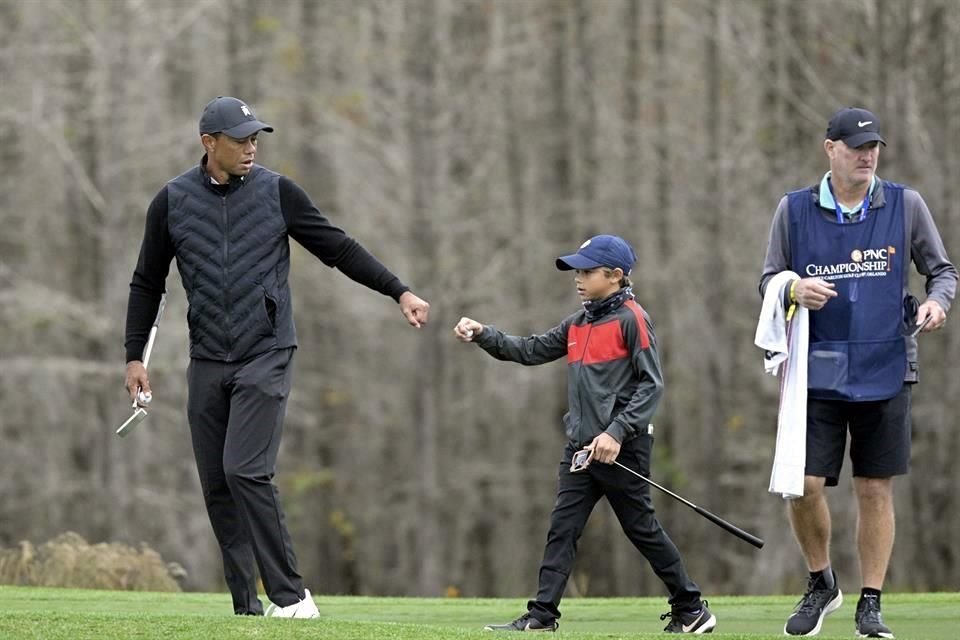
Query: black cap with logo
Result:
<box><xmin>199</xmin><ymin>96</ymin><xmax>274</xmax><ymax>138</ymax></box>
<box><xmin>826</xmin><ymin>107</ymin><xmax>885</xmax><ymax>148</ymax></box>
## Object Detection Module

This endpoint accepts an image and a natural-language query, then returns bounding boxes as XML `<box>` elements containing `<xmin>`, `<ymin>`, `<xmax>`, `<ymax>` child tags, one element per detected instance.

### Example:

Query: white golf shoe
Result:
<box><xmin>265</xmin><ymin>588</ymin><xmax>319</xmax><ymax>619</ymax></box>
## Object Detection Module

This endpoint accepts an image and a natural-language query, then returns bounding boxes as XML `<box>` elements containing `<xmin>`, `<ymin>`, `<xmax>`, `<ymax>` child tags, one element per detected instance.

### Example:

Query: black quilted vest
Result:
<box><xmin>167</xmin><ymin>164</ymin><xmax>297</xmax><ymax>361</ymax></box>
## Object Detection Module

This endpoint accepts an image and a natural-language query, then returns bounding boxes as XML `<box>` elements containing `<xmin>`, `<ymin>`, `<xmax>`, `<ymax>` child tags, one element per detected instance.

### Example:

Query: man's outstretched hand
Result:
<box><xmin>399</xmin><ymin>291</ymin><xmax>430</xmax><ymax>328</ymax></box>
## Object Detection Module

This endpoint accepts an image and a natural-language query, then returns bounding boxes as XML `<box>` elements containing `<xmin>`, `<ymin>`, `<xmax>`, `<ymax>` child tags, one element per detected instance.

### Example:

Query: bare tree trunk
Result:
<box><xmin>404</xmin><ymin>0</ymin><xmax>444</xmax><ymax>596</ymax></box>
<box><xmin>3</xmin><ymin>0</ymin><xmax>960</xmax><ymax>598</ymax></box>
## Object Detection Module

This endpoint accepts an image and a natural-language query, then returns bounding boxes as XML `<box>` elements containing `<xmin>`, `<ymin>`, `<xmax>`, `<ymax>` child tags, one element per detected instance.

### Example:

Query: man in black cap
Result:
<box><xmin>124</xmin><ymin>96</ymin><xmax>430</xmax><ymax>617</ymax></box>
<box><xmin>759</xmin><ymin>107</ymin><xmax>956</xmax><ymax>637</ymax></box>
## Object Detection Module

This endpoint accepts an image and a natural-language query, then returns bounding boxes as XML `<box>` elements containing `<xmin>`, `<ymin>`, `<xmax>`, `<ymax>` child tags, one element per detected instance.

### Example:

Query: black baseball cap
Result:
<box><xmin>825</xmin><ymin>107</ymin><xmax>885</xmax><ymax>148</ymax></box>
<box><xmin>199</xmin><ymin>96</ymin><xmax>274</xmax><ymax>138</ymax></box>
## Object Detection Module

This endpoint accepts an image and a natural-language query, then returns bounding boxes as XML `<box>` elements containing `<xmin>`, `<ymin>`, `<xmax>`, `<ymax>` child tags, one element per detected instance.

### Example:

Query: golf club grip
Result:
<box><xmin>141</xmin><ymin>326</ymin><xmax>158</xmax><ymax>368</ymax></box>
<box><xmin>691</xmin><ymin>504</ymin><xmax>765</xmax><ymax>549</ymax></box>
<box><xmin>140</xmin><ymin>294</ymin><xmax>167</xmax><ymax>369</ymax></box>
<box><xmin>153</xmin><ymin>294</ymin><xmax>167</xmax><ymax>328</ymax></box>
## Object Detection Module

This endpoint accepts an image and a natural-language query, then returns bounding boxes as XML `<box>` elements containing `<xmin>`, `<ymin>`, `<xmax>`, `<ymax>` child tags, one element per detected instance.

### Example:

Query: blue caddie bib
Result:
<box><xmin>787</xmin><ymin>183</ymin><xmax>907</xmax><ymax>401</ymax></box>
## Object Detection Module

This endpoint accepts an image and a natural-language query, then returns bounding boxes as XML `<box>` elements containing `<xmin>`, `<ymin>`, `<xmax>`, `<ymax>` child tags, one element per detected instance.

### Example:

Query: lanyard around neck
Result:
<box><xmin>827</xmin><ymin>179</ymin><xmax>871</xmax><ymax>224</ymax></box>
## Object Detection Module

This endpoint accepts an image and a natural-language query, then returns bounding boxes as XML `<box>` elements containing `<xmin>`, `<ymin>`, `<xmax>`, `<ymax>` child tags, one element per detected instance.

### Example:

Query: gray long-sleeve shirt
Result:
<box><xmin>759</xmin><ymin>177</ymin><xmax>958</xmax><ymax>380</ymax></box>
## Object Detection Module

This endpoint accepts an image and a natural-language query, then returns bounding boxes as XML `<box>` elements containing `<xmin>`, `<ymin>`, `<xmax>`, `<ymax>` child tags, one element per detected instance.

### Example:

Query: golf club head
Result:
<box><xmin>570</xmin><ymin>448</ymin><xmax>592</xmax><ymax>473</ymax></box>
<box><xmin>116</xmin><ymin>407</ymin><xmax>148</xmax><ymax>437</ymax></box>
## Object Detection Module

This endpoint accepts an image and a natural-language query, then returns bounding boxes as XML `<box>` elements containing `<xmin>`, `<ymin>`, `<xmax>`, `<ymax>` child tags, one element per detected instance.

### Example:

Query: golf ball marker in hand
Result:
<box><xmin>454</xmin><ymin>317</ymin><xmax>479</xmax><ymax>341</ymax></box>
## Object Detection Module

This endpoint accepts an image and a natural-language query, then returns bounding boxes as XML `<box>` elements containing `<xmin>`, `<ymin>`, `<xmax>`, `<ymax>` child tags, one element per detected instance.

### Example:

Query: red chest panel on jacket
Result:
<box><xmin>567</xmin><ymin>320</ymin><xmax>627</xmax><ymax>365</ymax></box>
<box><xmin>567</xmin><ymin>301</ymin><xmax>650</xmax><ymax>364</ymax></box>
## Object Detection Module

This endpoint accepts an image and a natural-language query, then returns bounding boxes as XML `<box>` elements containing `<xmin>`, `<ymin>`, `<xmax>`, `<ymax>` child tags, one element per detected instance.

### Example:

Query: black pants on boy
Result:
<box><xmin>528</xmin><ymin>435</ymin><xmax>702</xmax><ymax>623</ymax></box>
<box><xmin>187</xmin><ymin>347</ymin><xmax>304</xmax><ymax>615</ymax></box>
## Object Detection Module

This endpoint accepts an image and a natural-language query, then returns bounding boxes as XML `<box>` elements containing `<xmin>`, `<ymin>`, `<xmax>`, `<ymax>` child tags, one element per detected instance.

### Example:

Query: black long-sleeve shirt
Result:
<box><xmin>125</xmin><ymin>175</ymin><xmax>409</xmax><ymax>361</ymax></box>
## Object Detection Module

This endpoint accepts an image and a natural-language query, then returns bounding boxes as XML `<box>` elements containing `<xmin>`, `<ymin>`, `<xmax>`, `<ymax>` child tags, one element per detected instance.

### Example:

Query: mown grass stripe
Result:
<box><xmin>0</xmin><ymin>587</ymin><xmax>954</xmax><ymax>639</ymax></box>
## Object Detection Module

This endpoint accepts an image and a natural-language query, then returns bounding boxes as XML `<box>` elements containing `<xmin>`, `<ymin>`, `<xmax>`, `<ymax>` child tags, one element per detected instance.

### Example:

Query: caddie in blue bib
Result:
<box><xmin>788</xmin><ymin>182</ymin><xmax>907</xmax><ymax>401</ymax></box>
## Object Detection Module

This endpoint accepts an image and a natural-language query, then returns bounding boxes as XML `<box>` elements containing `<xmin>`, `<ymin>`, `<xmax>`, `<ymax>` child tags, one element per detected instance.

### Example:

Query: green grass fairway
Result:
<box><xmin>0</xmin><ymin>587</ymin><xmax>953</xmax><ymax>639</ymax></box>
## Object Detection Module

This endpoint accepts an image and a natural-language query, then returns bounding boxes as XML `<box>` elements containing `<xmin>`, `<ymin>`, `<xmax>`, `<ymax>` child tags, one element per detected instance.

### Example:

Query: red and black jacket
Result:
<box><xmin>475</xmin><ymin>294</ymin><xmax>663</xmax><ymax>446</ymax></box>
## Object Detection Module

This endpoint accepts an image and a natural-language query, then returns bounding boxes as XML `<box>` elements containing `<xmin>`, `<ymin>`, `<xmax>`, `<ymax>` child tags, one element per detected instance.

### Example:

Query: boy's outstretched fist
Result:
<box><xmin>454</xmin><ymin>317</ymin><xmax>483</xmax><ymax>342</ymax></box>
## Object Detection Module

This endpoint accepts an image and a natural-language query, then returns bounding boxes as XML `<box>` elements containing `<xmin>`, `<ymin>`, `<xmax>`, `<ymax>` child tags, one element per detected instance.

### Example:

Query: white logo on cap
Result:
<box><xmin>579</xmin><ymin>239</ymin><xmax>591</xmax><ymax>249</ymax></box>
<box><xmin>241</xmin><ymin>105</ymin><xmax>252</xmax><ymax>117</ymax></box>
<box><xmin>857</xmin><ymin>120</ymin><xmax>873</xmax><ymax>128</ymax></box>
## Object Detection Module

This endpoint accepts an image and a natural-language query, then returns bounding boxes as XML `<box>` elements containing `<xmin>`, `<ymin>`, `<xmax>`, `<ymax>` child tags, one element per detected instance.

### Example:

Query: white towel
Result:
<box><xmin>754</xmin><ymin>271</ymin><xmax>808</xmax><ymax>499</ymax></box>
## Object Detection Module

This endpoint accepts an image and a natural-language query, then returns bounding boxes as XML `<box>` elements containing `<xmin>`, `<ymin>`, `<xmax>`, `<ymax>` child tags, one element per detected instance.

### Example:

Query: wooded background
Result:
<box><xmin>1</xmin><ymin>0</ymin><xmax>958</xmax><ymax>599</ymax></box>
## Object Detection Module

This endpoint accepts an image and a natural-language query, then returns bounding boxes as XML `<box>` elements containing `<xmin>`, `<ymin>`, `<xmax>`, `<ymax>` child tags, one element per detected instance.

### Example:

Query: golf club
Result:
<box><xmin>611</xmin><ymin>459</ymin><xmax>764</xmax><ymax>549</ymax></box>
<box><xmin>116</xmin><ymin>294</ymin><xmax>166</xmax><ymax>438</ymax></box>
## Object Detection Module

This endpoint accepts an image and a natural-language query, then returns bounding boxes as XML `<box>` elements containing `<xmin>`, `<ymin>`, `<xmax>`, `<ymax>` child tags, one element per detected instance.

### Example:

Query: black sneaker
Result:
<box><xmin>784</xmin><ymin>571</ymin><xmax>843</xmax><ymax>636</ymax></box>
<box><xmin>855</xmin><ymin>595</ymin><xmax>894</xmax><ymax>638</ymax></box>
<box><xmin>484</xmin><ymin>612</ymin><xmax>558</xmax><ymax>632</ymax></box>
<box><xmin>660</xmin><ymin>601</ymin><xmax>717</xmax><ymax>634</ymax></box>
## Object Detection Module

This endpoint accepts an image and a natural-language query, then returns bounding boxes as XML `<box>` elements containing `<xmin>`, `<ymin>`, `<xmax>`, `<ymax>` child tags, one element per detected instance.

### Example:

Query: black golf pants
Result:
<box><xmin>528</xmin><ymin>436</ymin><xmax>702</xmax><ymax>623</ymax></box>
<box><xmin>187</xmin><ymin>347</ymin><xmax>303</xmax><ymax>614</ymax></box>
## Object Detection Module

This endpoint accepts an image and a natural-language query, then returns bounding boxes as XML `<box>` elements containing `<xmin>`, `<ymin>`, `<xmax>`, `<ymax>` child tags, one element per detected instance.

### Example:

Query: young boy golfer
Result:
<box><xmin>453</xmin><ymin>235</ymin><xmax>715</xmax><ymax>634</ymax></box>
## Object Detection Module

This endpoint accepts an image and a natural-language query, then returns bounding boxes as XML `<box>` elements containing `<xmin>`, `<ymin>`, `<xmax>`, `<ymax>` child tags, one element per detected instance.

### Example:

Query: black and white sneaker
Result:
<box><xmin>855</xmin><ymin>595</ymin><xmax>894</xmax><ymax>638</ymax></box>
<box><xmin>660</xmin><ymin>601</ymin><xmax>717</xmax><ymax>634</ymax></box>
<box><xmin>484</xmin><ymin>612</ymin><xmax>558</xmax><ymax>632</ymax></box>
<box><xmin>784</xmin><ymin>571</ymin><xmax>843</xmax><ymax>636</ymax></box>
